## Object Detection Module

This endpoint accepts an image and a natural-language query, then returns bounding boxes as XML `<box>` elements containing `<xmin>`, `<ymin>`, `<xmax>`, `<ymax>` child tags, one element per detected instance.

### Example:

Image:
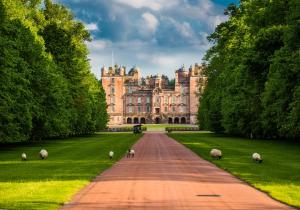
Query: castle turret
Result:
<box><xmin>101</xmin><ymin>66</ymin><xmax>107</xmax><ymax>77</ymax></box>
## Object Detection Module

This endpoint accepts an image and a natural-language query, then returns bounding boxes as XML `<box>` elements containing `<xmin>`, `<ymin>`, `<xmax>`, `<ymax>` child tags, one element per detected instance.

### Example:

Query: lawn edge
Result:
<box><xmin>167</xmin><ymin>134</ymin><xmax>300</xmax><ymax>210</ymax></box>
<box><xmin>59</xmin><ymin>133</ymin><xmax>144</xmax><ymax>209</ymax></box>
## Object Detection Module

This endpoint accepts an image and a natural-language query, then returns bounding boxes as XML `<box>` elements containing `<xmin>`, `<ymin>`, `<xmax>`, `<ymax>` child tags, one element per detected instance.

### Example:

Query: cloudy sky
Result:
<box><xmin>55</xmin><ymin>0</ymin><xmax>238</xmax><ymax>78</ymax></box>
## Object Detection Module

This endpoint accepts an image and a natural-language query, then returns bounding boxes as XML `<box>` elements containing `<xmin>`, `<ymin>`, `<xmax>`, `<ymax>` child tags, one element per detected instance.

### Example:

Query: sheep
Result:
<box><xmin>109</xmin><ymin>151</ymin><xmax>114</xmax><ymax>160</ymax></box>
<box><xmin>130</xmin><ymin>149</ymin><xmax>135</xmax><ymax>158</ymax></box>
<box><xmin>210</xmin><ymin>149</ymin><xmax>222</xmax><ymax>160</ymax></box>
<box><xmin>39</xmin><ymin>149</ymin><xmax>48</xmax><ymax>159</ymax></box>
<box><xmin>252</xmin><ymin>153</ymin><xmax>263</xmax><ymax>163</ymax></box>
<box><xmin>21</xmin><ymin>153</ymin><xmax>27</xmax><ymax>161</ymax></box>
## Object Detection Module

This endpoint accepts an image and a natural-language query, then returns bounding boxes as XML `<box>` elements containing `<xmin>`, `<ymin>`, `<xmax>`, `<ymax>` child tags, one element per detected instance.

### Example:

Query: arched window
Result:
<box><xmin>181</xmin><ymin>117</ymin><xmax>186</xmax><ymax>124</ymax></box>
<box><xmin>127</xmin><ymin>118</ymin><xmax>132</xmax><ymax>124</ymax></box>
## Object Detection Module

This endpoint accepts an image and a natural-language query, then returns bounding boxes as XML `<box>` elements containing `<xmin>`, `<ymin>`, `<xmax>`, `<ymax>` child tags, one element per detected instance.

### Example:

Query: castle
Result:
<box><xmin>101</xmin><ymin>64</ymin><xmax>206</xmax><ymax>125</ymax></box>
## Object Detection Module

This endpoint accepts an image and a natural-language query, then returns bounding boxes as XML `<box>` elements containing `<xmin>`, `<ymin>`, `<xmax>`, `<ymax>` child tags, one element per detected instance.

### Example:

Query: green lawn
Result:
<box><xmin>169</xmin><ymin>133</ymin><xmax>300</xmax><ymax>209</ymax></box>
<box><xmin>0</xmin><ymin>133</ymin><xmax>142</xmax><ymax>210</ymax></box>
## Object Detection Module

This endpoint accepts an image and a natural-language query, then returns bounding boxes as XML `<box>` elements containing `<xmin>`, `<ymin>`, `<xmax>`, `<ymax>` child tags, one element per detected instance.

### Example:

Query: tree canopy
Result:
<box><xmin>198</xmin><ymin>0</ymin><xmax>300</xmax><ymax>139</ymax></box>
<box><xmin>0</xmin><ymin>0</ymin><xmax>108</xmax><ymax>142</ymax></box>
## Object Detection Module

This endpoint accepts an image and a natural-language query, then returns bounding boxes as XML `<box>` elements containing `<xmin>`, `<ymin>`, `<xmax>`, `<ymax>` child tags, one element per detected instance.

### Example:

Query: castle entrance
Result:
<box><xmin>134</xmin><ymin>117</ymin><xmax>139</xmax><ymax>124</ymax></box>
<box><xmin>155</xmin><ymin>117</ymin><xmax>161</xmax><ymax>124</ymax></box>
<box><xmin>140</xmin><ymin>117</ymin><xmax>146</xmax><ymax>124</ymax></box>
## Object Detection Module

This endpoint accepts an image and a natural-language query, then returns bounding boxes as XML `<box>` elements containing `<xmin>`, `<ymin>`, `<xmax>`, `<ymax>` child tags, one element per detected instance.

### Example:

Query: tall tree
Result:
<box><xmin>199</xmin><ymin>0</ymin><xmax>300</xmax><ymax>139</ymax></box>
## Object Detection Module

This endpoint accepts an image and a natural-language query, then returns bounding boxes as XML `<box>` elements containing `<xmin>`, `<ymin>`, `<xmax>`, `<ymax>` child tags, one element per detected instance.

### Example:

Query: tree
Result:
<box><xmin>198</xmin><ymin>0</ymin><xmax>300</xmax><ymax>139</ymax></box>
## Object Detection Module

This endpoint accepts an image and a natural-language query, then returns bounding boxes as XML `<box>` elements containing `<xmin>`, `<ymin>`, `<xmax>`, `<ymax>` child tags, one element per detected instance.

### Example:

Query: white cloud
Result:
<box><xmin>115</xmin><ymin>0</ymin><xmax>179</xmax><ymax>11</ymax></box>
<box><xmin>84</xmin><ymin>22</ymin><xmax>98</xmax><ymax>31</ymax></box>
<box><xmin>86</xmin><ymin>40</ymin><xmax>112</xmax><ymax>51</ymax></box>
<box><xmin>142</xmin><ymin>12</ymin><xmax>159</xmax><ymax>34</ymax></box>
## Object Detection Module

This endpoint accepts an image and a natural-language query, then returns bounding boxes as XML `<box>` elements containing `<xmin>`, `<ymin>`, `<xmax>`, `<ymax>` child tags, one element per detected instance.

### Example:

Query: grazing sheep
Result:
<box><xmin>21</xmin><ymin>153</ymin><xmax>27</xmax><ymax>161</ymax></box>
<box><xmin>252</xmin><ymin>153</ymin><xmax>263</xmax><ymax>163</ymax></box>
<box><xmin>109</xmin><ymin>151</ymin><xmax>114</xmax><ymax>160</ymax></box>
<box><xmin>39</xmin><ymin>149</ymin><xmax>48</xmax><ymax>159</ymax></box>
<box><xmin>210</xmin><ymin>149</ymin><xmax>222</xmax><ymax>160</ymax></box>
<box><xmin>130</xmin><ymin>149</ymin><xmax>135</xmax><ymax>158</ymax></box>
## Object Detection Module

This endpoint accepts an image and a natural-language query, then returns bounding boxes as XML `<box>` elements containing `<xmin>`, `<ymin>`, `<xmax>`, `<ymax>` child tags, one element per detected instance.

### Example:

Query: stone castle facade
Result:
<box><xmin>101</xmin><ymin>64</ymin><xmax>206</xmax><ymax>125</ymax></box>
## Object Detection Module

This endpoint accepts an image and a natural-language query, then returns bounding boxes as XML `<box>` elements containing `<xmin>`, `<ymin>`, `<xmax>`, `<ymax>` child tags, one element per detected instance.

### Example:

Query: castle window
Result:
<box><xmin>128</xmin><ymin>97</ymin><xmax>132</xmax><ymax>104</ymax></box>
<box><xmin>111</xmin><ymin>78</ymin><xmax>115</xmax><ymax>84</ymax></box>
<box><xmin>129</xmin><ymin>106</ymin><xmax>133</xmax><ymax>113</ymax></box>
<box><xmin>172</xmin><ymin>96</ymin><xmax>176</xmax><ymax>103</ymax></box>
<box><xmin>111</xmin><ymin>87</ymin><xmax>115</xmax><ymax>94</ymax></box>
<box><xmin>128</xmin><ymin>86</ymin><xmax>132</xmax><ymax>93</ymax></box>
<box><xmin>146</xmin><ymin>97</ymin><xmax>150</xmax><ymax>103</ymax></box>
<box><xmin>110</xmin><ymin>97</ymin><xmax>115</xmax><ymax>104</ymax></box>
<box><xmin>138</xmin><ymin>97</ymin><xmax>141</xmax><ymax>104</ymax></box>
<box><xmin>172</xmin><ymin>106</ymin><xmax>176</xmax><ymax>112</ymax></box>
<box><xmin>164</xmin><ymin>107</ymin><xmax>168</xmax><ymax>112</ymax></box>
<box><xmin>138</xmin><ymin>106</ymin><xmax>141</xmax><ymax>113</ymax></box>
<box><xmin>181</xmin><ymin>87</ymin><xmax>184</xmax><ymax>95</ymax></box>
<box><xmin>111</xmin><ymin>105</ymin><xmax>115</xmax><ymax>112</ymax></box>
<box><xmin>147</xmin><ymin>106</ymin><xmax>150</xmax><ymax>112</ymax></box>
<box><xmin>164</xmin><ymin>96</ymin><xmax>168</xmax><ymax>103</ymax></box>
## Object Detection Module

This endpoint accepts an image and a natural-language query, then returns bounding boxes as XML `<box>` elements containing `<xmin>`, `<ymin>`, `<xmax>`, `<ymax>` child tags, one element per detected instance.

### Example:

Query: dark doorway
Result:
<box><xmin>134</xmin><ymin>117</ymin><xmax>139</xmax><ymax>124</ymax></box>
<box><xmin>127</xmin><ymin>118</ymin><xmax>132</xmax><ymax>124</ymax></box>
<box><xmin>181</xmin><ymin>117</ymin><xmax>186</xmax><ymax>124</ymax></box>
<box><xmin>155</xmin><ymin>108</ymin><xmax>160</xmax><ymax>114</ymax></box>
<box><xmin>140</xmin><ymin>117</ymin><xmax>146</xmax><ymax>124</ymax></box>
<box><xmin>155</xmin><ymin>117</ymin><xmax>160</xmax><ymax>124</ymax></box>
<box><xmin>168</xmin><ymin>117</ymin><xmax>173</xmax><ymax>124</ymax></box>
<box><xmin>174</xmin><ymin>117</ymin><xmax>179</xmax><ymax>124</ymax></box>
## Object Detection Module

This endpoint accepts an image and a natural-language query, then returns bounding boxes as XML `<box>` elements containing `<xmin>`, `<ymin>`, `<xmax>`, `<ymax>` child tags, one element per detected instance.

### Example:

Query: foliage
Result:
<box><xmin>0</xmin><ymin>0</ymin><xmax>108</xmax><ymax>142</ymax></box>
<box><xmin>170</xmin><ymin>133</ymin><xmax>300</xmax><ymax>208</ymax></box>
<box><xmin>0</xmin><ymin>133</ymin><xmax>141</xmax><ymax>209</ymax></box>
<box><xmin>198</xmin><ymin>0</ymin><xmax>300</xmax><ymax>139</ymax></box>
<box><xmin>165</xmin><ymin>127</ymin><xmax>200</xmax><ymax>132</ymax></box>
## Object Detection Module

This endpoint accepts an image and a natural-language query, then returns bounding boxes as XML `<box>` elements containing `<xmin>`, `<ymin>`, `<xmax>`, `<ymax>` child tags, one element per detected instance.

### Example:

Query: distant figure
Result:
<box><xmin>126</xmin><ymin>149</ymin><xmax>131</xmax><ymax>158</ymax></box>
<box><xmin>109</xmin><ymin>151</ymin><xmax>114</xmax><ymax>160</ymax></box>
<box><xmin>130</xmin><ymin>149</ymin><xmax>135</xmax><ymax>158</ymax></box>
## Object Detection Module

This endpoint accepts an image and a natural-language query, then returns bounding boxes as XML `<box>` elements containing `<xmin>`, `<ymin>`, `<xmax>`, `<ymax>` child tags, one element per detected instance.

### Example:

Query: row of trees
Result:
<box><xmin>0</xmin><ymin>0</ymin><xmax>108</xmax><ymax>142</ymax></box>
<box><xmin>198</xmin><ymin>0</ymin><xmax>299</xmax><ymax>139</ymax></box>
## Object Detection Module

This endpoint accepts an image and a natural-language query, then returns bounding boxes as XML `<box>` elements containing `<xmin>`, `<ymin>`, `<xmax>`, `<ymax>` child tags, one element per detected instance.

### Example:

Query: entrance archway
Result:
<box><xmin>174</xmin><ymin>117</ymin><xmax>179</xmax><ymax>124</ymax></box>
<box><xmin>155</xmin><ymin>117</ymin><xmax>160</xmax><ymax>124</ymax></box>
<box><xmin>134</xmin><ymin>117</ymin><xmax>139</xmax><ymax>124</ymax></box>
<box><xmin>140</xmin><ymin>117</ymin><xmax>146</xmax><ymax>124</ymax></box>
<box><xmin>181</xmin><ymin>117</ymin><xmax>186</xmax><ymax>124</ymax></box>
<box><xmin>168</xmin><ymin>117</ymin><xmax>173</xmax><ymax>124</ymax></box>
<box><xmin>127</xmin><ymin>118</ymin><xmax>132</xmax><ymax>124</ymax></box>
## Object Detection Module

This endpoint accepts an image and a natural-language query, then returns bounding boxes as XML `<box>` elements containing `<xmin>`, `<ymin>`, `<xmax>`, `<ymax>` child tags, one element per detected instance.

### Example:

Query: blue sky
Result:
<box><xmin>55</xmin><ymin>0</ymin><xmax>239</xmax><ymax>78</ymax></box>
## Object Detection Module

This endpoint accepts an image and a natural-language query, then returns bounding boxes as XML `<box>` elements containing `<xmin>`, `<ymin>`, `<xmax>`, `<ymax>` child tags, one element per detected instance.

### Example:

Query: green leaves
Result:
<box><xmin>0</xmin><ymin>0</ymin><xmax>108</xmax><ymax>142</ymax></box>
<box><xmin>198</xmin><ymin>0</ymin><xmax>300</xmax><ymax>139</ymax></box>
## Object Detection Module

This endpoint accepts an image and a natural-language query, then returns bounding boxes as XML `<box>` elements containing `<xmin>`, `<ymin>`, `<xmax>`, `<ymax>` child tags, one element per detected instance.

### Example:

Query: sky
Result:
<box><xmin>55</xmin><ymin>0</ymin><xmax>239</xmax><ymax>78</ymax></box>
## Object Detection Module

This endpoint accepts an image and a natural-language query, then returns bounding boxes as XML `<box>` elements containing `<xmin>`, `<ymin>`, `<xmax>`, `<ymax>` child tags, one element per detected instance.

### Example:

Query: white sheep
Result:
<box><xmin>130</xmin><ymin>149</ymin><xmax>135</xmax><ymax>158</ymax></box>
<box><xmin>21</xmin><ymin>153</ymin><xmax>27</xmax><ymax>161</ymax></box>
<box><xmin>252</xmin><ymin>153</ymin><xmax>263</xmax><ymax>163</ymax></box>
<box><xmin>109</xmin><ymin>151</ymin><xmax>114</xmax><ymax>160</ymax></box>
<box><xmin>210</xmin><ymin>149</ymin><xmax>222</xmax><ymax>160</ymax></box>
<box><xmin>39</xmin><ymin>149</ymin><xmax>48</xmax><ymax>159</ymax></box>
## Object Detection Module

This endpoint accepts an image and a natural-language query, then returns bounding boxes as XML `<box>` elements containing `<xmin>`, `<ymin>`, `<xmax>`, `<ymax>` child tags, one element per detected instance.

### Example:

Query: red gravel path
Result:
<box><xmin>62</xmin><ymin>133</ymin><xmax>294</xmax><ymax>210</ymax></box>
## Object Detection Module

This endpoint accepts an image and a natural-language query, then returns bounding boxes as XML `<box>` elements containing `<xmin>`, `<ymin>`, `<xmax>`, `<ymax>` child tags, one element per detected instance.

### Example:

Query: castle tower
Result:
<box><xmin>189</xmin><ymin>63</ymin><xmax>202</xmax><ymax>124</ymax></box>
<box><xmin>101</xmin><ymin>64</ymin><xmax>125</xmax><ymax>125</ymax></box>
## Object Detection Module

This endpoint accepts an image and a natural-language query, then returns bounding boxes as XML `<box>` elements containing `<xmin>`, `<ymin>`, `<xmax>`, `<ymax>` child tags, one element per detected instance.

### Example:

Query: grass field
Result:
<box><xmin>0</xmin><ymin>133</ymin><xmax>142</xmax><ymax>210</ymax></box>
<box><xmin>169</xmin><ymin>133</ymin><xmax>300</xmax><ymax>209</ymax></box>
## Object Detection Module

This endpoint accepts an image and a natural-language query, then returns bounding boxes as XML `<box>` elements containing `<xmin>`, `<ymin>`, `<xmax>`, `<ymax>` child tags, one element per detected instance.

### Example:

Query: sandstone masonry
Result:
<box><xmin>101</xmin><ymin>64</ymin><xmax>206</xmax><ymax>125</ymax></box>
